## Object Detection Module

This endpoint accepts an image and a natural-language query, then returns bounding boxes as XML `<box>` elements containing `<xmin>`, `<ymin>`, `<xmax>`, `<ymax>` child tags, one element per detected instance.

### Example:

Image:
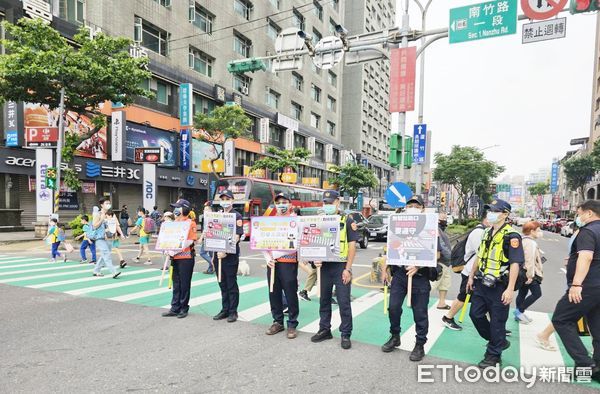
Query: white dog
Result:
<box><xmin>237</xmin><ymin>260</ymin><xmax>250</xmax><ymax>276</ymax></box>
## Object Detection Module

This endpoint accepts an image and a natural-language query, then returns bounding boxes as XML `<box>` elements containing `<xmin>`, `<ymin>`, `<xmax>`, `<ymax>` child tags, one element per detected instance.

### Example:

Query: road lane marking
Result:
<box><xmin>399</xmin><ymin>305</ymin><xmax>447</xmax><ymax>354</ymax></box>
<box><xmin>65</xmin><ymin>274</ymin><xmax>163</xmax><ymax>295</ymax></box>
<box><xmin>109</xmin><ymin>277</ymin><xmax>217</xmax><ymax>302</ymax></box>
<box><xmin>518</xmin><ymin>311</ymin><xmax>564</xmax><ymax>374</ymax></box>
<box><xmin>175</xmin><ymin>281</ymin><xmax>266</xmax><ymax>309</ymax></box>
<box><xmin>0</xmin><ymin>266</ymin><xmax>90</xmax><ymax>284</ymax></box>
<box><xmin>0</xmin><ymin>260</ymin><xmax>64</xmax><ymax>269</ymax></box>
<box><xmin>560</xmin><ymin>268</ymin><xmax>566</xmax><ymax>274</ymax></box>
<box><xmin>0</xmin><ymin>257</ymin><xmax>48</xmax><ymax>265</ymax></box>
<box><xmin>28</xmin><ymin>269</ymin><xmax>152</xmax><ymax>289</ymax></box>
<box><xmin>0</xmin><ymin>264</ymin><xmax>82</xmax><ymax>277</ymax></box>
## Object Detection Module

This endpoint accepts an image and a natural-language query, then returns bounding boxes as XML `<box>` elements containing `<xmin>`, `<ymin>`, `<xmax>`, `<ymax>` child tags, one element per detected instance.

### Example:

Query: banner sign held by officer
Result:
<box><xmin>250</xmin><ymin>216</ymin><xmax>298</xmax><ymax>251</ymax></box>
<box><xmin>297</xmin><ymin>215</ymin><xmax>341</xmax><ymax>261</ymax></box>
<box><xmin>204</xmin><ymin>212</ymin><xmax>237</xmax><ymax>254</ymax></box>
<box><xmin>386</xmin><ymin>213</ymin><xmax>439</xmax><ymax>268</ymax></box>
<box><xmin>155</xmin><ymin>221</ymin><xmax>192</xmax><ymax>252</ymax></box>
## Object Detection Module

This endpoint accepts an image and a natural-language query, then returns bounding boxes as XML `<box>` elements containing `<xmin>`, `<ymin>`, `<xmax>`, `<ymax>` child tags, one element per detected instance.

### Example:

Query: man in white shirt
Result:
<box><xmin>441</xmin><ymin>213</ymin><xmax>489</xmax><ymax>330</ymax></box>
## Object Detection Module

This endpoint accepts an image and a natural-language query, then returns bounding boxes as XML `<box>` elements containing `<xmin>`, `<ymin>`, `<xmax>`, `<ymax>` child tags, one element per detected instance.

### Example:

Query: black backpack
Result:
<box><xmin>450</xmin><ymin>224</ymin><xmax>485</xmax><ymax>273</ymax></box>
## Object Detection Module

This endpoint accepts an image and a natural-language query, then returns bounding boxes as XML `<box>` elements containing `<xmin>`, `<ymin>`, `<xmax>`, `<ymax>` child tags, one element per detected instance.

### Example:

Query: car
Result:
<box><xmin>366</xmin><ymin>214</ymin><xmax>390</xmax><ymax>241</ymax></box>
<box><xmin>554</xmin><ymin>219</ymin><xmax>568</xmax><ymax>234</ymax></box>
<box><xmin>345</xmin><ymin>211</ymin><xmax>370</xmax><ymax>249</ymax></box>
<box><xmin>561</xmin><ymin>221</ymin><xmax>575</xmax><ymax>237</ymax></box>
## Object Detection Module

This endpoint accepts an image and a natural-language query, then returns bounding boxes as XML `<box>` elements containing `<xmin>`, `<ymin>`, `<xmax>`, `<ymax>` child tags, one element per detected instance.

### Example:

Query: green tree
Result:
<box><xmin>563</xmin><ymin>155</ymin><xmax>596</xmax><ymax>199</ymax></box>
<box><xmin>528</xmin><ymin>182</ymin><xmax>549</xmax><ymax>212</ymax></box>
<box><xmin>0</xmin><ymin>18</ymin><xmax>152</xmax><ymax>190</ymax></box>
<box><xmin>329</xmin><ymin>163</ymin><xmax>378</xmax><ymax>207</ymax></box>
<box><xmin>251</xmin><ymin>146</ymin><xmax>310</xmax><ymax>183</ymax></box>
<box><xmin>193</xmin><ymin>105</ymin><xmax>252</xmax><ymax>178</ymax></box>
<box><xmin>433</xmin><ymin>145</ymin><xmax>505</xmax><ymax>222</ymax></box>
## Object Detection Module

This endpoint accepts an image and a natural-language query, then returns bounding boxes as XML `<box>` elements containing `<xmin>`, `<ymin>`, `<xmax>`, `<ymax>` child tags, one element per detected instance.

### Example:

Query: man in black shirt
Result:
<box><xmin>552</xmin><ymin>200</ymin><xmax>600</xmax><ymax>381</ymax></box>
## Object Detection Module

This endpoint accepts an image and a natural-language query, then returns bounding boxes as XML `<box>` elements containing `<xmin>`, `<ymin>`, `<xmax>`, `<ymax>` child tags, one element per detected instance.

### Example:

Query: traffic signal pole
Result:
<box><xmin>396</xmin><ymin>0</ymin><xmax>410</xmax><ymax>182</ymax></box>
<box><xmin>54</xmin><ymin>87</ymin><xmax>65</xmax><ymax>216</ymax></box>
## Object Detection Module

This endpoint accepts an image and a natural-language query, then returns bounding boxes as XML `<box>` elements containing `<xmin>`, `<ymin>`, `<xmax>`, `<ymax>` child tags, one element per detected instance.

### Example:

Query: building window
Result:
<box><xmin>328</xmin><ymin>70</ymin><xmax>337</xmax><ymax>87</ymax></box>
<box><xmin>329</xmin><ymin>18</ymin><xmax>338</xmax><ymax>34</ymax></box>
<box><xmin>291</xmin><ymin>72</ymin><xmax>303</xmax><ymax>91</ymax></box>
<box><xmin>156</xmin><ymin>80</ymin><xmax>169</xmax><ymax>104</ymax></box>
<box><xmin>315</xmin><ymin>142</ymin><xmax>324</xmax><ymax>160</ymax></box>
<box><xmin>269</xmin><ymin>125</ymin><xmax>284</xmax><ymax>147</ymax></box>
<box><xmin>294</xmin><ymin>133</ymin><xmax>306</xmax><ymax>148</ymax></box>
<box><xmin>191</xmin><ymin>4</ymin><xmax>214</xmax><ymax>34</ymax></box>
<box><xmin>313</xmin><ymin>1</ymin><xmax>323</xmax><ymax>20</ymax></box>
<box><xmin>59</xmin><ymin>0</ymin><xmax>85</xmax><ymax>25</ymax></box>
<box><xmin>269</xmin><ymin>0</ymin><xmax>280</xmax><ymax>9</ymax></box>
<box><xmin>292</xmin><ymin>9</ymin><xmax>305</xmax><ymax>31</ymax></box>
<box><xmin>311</xmin><ymin>62</ymin><xmax>321</xmax><ymax>75</ymax></box>
<box><xmin>135</xmin><ymin>17</ymin><xmax>169</xmax><ymax>56</ymax></box>
<box><xmin>267</xmin><ymin>19</ymin><xmax>281</xmax><ymax>40</ymax></box>
<box><xmin>332</xmin><ymin>148</ymin><xmax>340</xmax><ymax>164</ymax></box>
<box><xmin>312</xmin><ymin>28</ymin><xmax>322</xmax><ymax>46</ymax></box>
<box><xmin>189</xmin><ymin>47</ymin><xmax>213</xmax><ymax>77</ymax></box>
<box><xmin>291</xmin><ymin>101</ymin><xmax>303</xmax><ymax>121</ymax></box>
<box><xmin>233</xmin><ymin>74</ymin><xmax>251</xmax><ymax>95</ymax></box>
<box><xmin>265</xmin><ymin>88</ymin><xmax>280</xmax><ymax>109</ymax></box>
<box><xmin>153</xmin><ymin>0</ymin><xmax>171</xmax><ymax>6</ymax></box>
<box><xmin>327</xmin><ymin>121</ymin><xmax>336</xmax><ymax>137</ymax></box>
<box><xmin>234</xmin><ymin>0</ymin><xmax>252</xmax><ymax>20</ymax></box>
<box><xmin>233</xmin><ymin>32</ymin><xmax>252</xmax><ymax>57</ymax></box>
<box><xmin>311</xmin><ymin>84</ymin><xmax>321</xmax><ymax>103</ymax></box>
<box><xmin>193</xmin><ymin>95</ymin><xmax>216</xmax><ymax>115</ymax></box>
<box><xmin>327</xmin><ymin>96</ymin><xmax>336</xmax><ymax>112</ymax></box>
<box><xmin>332</xmin><ymin>0</ymin><xmax>339</xmax><ymax>12</ymax></box>
<box><xmin>310</xmin><ymin>112</ymin><xmax>321</xmax><ymax>129</ymax></box>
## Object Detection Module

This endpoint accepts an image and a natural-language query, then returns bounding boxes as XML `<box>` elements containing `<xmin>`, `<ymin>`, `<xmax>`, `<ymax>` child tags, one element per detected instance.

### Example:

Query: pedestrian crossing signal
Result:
<box><xmin>45</xmin><ymin>167</ymin><xmax>57</xmax><ymax>190</ymax></box>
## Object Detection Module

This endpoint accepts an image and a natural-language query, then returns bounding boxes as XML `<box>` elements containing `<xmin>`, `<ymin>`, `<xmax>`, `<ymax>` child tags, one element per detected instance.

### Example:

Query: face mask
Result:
<box><xmin>174</xmin><ymin>208</ymin><xmax>182</xmax><ymax>217</ymax></box>
<box><xmin>103</xmin><ymin>203</ymin><xmax>111</xmax><ymax>211</ymax></box>
<box><xmin>220</xmin><ymin>201</ymin><xmax>232</xmax><ymax>210</ymax></box>
<box><xmin>537</xmin><ymin>230</ymin><xmax>544</xmax><ymax>239</ymax></box>
<box><xmin>405</xmin><ymin>208</ymin><xmax>421</xmax><ymax>214</ymax></box>
<box><xmin>323</xmin><ymin>204</ymin><xmax>337</xmax><ymax>215</ymax></box>
<box><xmin>276</xmin><ymin>203</ymin><xmax>289</xmax><ymax>213</ymax></box>
<box><xmin>576</xmin><ymin>216</ymin><xmax>584</xmax><ymax>227</ymax></box>
<box><xmin>487</xmin><ymin>212</ymin><xmax>501</xmax><ymax>224</ymax></box>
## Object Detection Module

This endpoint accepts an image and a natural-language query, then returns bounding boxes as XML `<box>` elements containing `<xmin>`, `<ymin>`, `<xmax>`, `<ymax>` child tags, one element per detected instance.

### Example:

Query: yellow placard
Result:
<box><xmin>243</xmin><ymin>165</ymin><xmax>265</xmax><ymax>178</ymax></box>
<box><xmin>323</xmin><ymin>181</ymin><xmax>337</xmax><ymax>190</ymax></box>
<box><xmin>201</xmin><ymin>159</ymin><xmax>225</xmax><ymax>173</ymax></box>
<box><xmin>302</xmin><ymin>177</ymin><xmax>319</xmax><ymax>187</ymax></box>
<box><xmin>281</xmin><ymin>173</ymin><xmax>298</xmax><ymax>183</ymax></box>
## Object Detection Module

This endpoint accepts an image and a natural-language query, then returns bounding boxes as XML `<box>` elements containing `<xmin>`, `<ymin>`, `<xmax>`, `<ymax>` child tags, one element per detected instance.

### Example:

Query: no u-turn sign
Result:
<box><xmin>521</xmin><ymin>0</ymin><xmax>568</xmax><ymax>20</ymax></box>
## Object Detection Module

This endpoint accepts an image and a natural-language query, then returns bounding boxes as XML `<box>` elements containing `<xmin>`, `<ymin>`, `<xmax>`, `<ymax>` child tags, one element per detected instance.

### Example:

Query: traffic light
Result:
<box><xmin>227</xmin><ymin>58</ymin><xmax>267</xmax><ymax>74</ymax></box>
<box><xmin>404</xmin><ymin>136</ymin><xmax>413</xmax><ymax>169</ymax></box>
<box><xmin>440</xmin><ymin>192</ymin><xmax>447</xmax><ymax>207</ymax></box>
<box><xmin>388</xmin><ymin>134</ymin><xmax>412</xmax><ymax>169</ymax></box>
<box><xmin>570</xmin><ymin>0</ymin><xmax>599</xmax><ymax>13</ymax></box>
<box><xmin>45</xmin><ymin>167</ymin><xmax>57</xmax><ymax>190</ymax></box>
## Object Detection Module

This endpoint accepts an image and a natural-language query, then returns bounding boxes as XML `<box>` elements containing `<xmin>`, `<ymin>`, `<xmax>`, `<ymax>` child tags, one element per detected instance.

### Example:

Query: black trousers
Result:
<box><xmin>267</xmin><ymin>263</ymin><xmax>299</xmax><ymax>328</ymax></box>
<box><xmin>170</xmin><ymin>258</ymin><xmax>195</xmax><ymax>313</ymax></box>
<box><xmin>469</xmin><ymin>281</ymin><xmax>509</xmax><ymax>357</ymax></box>
<box><xmin>388</xmin><ymin>267</ymin><xmax>431</xmax><ymax>344</ymax></box>
<box><xmin>552</xmin><ymin>286</ymin><xmax>600</xmax><ymax>367</ymax></box>
<box><xmin>319</xmin><ymin>262</ymin><xmax>352</xmax><ymax>337</ymax></box>
<box><xmin>213</xmin><ymin>253</ymin><xmax>240</xmax><ymax>315</ymax></box>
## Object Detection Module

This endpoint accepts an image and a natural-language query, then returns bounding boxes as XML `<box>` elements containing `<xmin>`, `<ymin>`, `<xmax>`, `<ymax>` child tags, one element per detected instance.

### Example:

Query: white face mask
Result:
<box><xmin>405</xmin><ymin>208</ymin><xmax>421</xmax><ymax>214</ymax></box>
<box><xmin>487</xmin><ymin>212</ymin><xmax>501</xmax><ymax>224</ymax></box>
<box><xmin>537</xmin><ymin>229</ymin><xmax>544</xmax><ymax>239</ymax></box>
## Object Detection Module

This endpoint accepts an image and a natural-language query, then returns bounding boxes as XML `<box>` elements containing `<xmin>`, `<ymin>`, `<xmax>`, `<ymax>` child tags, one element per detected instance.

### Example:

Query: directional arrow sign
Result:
<box><xmin>449</xmin><ymin>0</ymin><xmax>518</xmax><ymax>44</ymax></box>
<box><xmin>385</xmin><ymin>182</ymin><xmax>413</xmax><ymax>208</ymax></box>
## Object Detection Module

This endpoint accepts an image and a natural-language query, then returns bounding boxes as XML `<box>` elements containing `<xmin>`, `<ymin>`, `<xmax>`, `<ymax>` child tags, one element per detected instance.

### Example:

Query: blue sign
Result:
<box><xmin>385</xmin><ymin>182</ymin><xmax>414</xmax><ymax>208</ymax></box>
<box><xmin>86</xmin><ymin>162</ymin><xmax>101</xmax><ymax>178</ymax></box>
<box><xmin>210</xmin><ymin>180</ymin><xmax>216</xmax><ymax>200</ymax></box>
<box><xmin>179</xmin><ymin>83</ymin><xmax>193</xmax><ymax>127</ymax></box>
<box><xmin>357</xmin><ymin>191</ymin><xmax>364</xmax><ymax>210</ymax></box>
<box><xmin>551</xmin><ymin>161</ymin><xmax>559</xmax><ymax>193</ymax></box>
<box><xmin>186</xmin><ymin>175</ymin><xmax>195</xmax><ymax>187</ymax></box>
<box><xmin>180</xmin><ymin>129</ymin><xmax>191</xmax><ymax>171</ymax></box>
<box><xmin>5</xmin><ymin>130</ymin><xmax>18</xmax><ymax>147</ymax></box>
<box><xmin>412</xmin><ymin>124</ymin><xmax>427</xmax><ymax>164</ymax></box>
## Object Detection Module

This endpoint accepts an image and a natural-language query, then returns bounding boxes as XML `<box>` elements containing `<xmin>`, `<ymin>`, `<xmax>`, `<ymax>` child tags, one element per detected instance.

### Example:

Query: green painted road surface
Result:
<box><xmin>0</xmin><ymin>254</ymin><xmax>598</xmax><ymax>389</ymax></box>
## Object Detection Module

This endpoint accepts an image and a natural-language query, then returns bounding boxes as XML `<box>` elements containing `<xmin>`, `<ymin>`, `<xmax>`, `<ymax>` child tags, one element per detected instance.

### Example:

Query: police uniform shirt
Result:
<box><xmin>323</xmin><ymin>215</ymin><xmax>359</xmax><ymax>263</ymax></box>
<box><xmin>567</xmin><ymin>220</ymin><xmax>600</xmax><ymax>287</ymax></box>
<box><xmin>479</xmin><ymin>227</ymin><xmax>525</xmax><ymax>265</ymax></box>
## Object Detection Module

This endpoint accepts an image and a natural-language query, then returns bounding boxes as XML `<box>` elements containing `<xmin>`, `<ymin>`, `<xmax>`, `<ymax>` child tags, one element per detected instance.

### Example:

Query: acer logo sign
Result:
<box><xmin>5</xmin><ymin>156</ymin><xmax>35</xmax><ymax>167</ymax></box>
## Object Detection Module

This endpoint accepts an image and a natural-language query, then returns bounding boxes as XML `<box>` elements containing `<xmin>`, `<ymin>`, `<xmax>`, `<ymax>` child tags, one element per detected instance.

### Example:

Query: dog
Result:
<box><xmin>237</xmin><ymin>260</ymin><xmax>250</xmax><ymax>276</ymax></box>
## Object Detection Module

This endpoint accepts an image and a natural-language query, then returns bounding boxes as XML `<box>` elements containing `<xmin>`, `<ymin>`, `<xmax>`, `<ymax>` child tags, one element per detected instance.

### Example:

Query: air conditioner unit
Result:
<box><xmin>241</xmin><ymin>85</ymin><xmax>249</xmax><ymax>95</ymax></box>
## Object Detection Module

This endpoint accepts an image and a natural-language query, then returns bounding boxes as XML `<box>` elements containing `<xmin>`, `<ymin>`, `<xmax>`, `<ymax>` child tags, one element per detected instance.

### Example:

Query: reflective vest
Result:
<box><xmin>339</xmin><ymin>215</ymin><xmax>349</xmax><ymax>261</ymax></box>
<box><xmin>477</xmin><ymin>224</ymin><xmax>519</xmax><ymax>278</ymax></box>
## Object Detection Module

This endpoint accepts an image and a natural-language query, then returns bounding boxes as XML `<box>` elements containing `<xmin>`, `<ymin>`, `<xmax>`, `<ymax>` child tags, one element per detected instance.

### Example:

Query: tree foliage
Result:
<box><xmin>528</xmin><ymin>182</ymin><xmax>549</xmax><ymax>197</ymax></box>
<box><xmin>433</xmin><ymin>145</ymin><xmax>504</xmax><ymax>222</ymax></box>
<box><xmin>563</xmin><ymin>155</ymin><xmax>596</xmax><ymax>198</ymax></box>
<box><xmin>329</xmin><ymin>163</ymin><xmax>378</xmax><ymax>204</ymax></box>
<box><xmin>251</xmin><ymin>146</ymin><xmax>310</xmax><ymax>182</ymax></box>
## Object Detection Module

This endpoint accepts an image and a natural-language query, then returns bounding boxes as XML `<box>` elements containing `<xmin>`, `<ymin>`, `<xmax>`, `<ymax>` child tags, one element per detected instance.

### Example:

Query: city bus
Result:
<box><xmin>213</xmin><ymin>177</ymin><xmax>325</xmax><ymax>237</ymax></box>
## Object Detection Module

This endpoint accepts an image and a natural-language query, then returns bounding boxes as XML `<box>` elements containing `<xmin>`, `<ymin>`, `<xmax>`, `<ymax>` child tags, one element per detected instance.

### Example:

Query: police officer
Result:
<box><xmin>310</xmin><ymin>190</ymin><xmax>358</xmax><ymax>349</ymax></box>
<box><xmin>265</xmin><ymin>193</ymin><xmax>300</xmax><ymax>339</ymax></box>
<box><xmin>161</xmin><ymin>199</ymin><xmax>197</xmax><ymax>319</ymax></box>
<box><xmin>212</xmin><ymin>190</ymin><xmax>244</xmax><ymax>323</ymax></box>
<box><xmin>380</xmin><ymin>196</ymin><xmax>440</xmax><ymax>361</ymax></box>
<box><xmin>467</xmin><ymin>199</ymin><xmax>524</xmax><ymax>368</ymax></box>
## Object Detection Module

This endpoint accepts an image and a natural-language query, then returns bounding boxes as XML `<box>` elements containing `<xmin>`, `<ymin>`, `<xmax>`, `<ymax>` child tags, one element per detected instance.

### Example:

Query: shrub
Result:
<box><xmin>68</xmin><ymin>215</ymin><xmax>84</xmax><ymax>239</ymax></box>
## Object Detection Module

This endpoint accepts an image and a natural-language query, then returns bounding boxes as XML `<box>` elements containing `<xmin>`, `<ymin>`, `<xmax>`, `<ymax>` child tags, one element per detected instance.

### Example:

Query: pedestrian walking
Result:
<box><xmin>75</xmin><ymin>215</ymin><xmax>97</xmax><ymax>264</ymax></box>
<box><xmin>299</xmin><ymin>262</ymin><xmax>317</xmax><ymax>301</ymax></box>
<box><xmin>150</xmin><ymin>206</ymin><xmax>161</xmax><ymax>234</ymax></box>
<box><xmin>264</xmin><ymin>193</ymin><xmax>299</xmax><ymax>339</ymax></box>
<box><xmin>310</xmin><ymin>190</ymin><xmax>358</xmax><ymax>350</ymax></box>
<box><xmin>162</xmin><ymin>199</ymin><xmax>197</xmax><ymax>319</ymax></box>
<box><xmin>132</xmin><ymin>208</ymin><xmax>153</xmax><ymax>265</ymax></box>
<box><xmin>514</xmin><ymin>221</ymin><xmax>544</xmax><ymax>324</ymax></box>
<box><xmin>106</xmin><ymin>210</ymin><xmax>127</xmax><ymax>268</ymax></box>
<box><xmin>466</xmin><ymin>199</ymin><xmax>524</xmax><ymax>368</ymax></box>
<box><xmin>43</xmin><ymin>218</ymin><xmax>62</xmax><ymax>263</ymax></box>
<box><xmin>120</xmin><ymin>205</ymin><xmax>130</xmax><ymax>237</ymax></box>
<box><xmin>552</xmin><ymin>200</ymin><xmax>600</xmax><ymax>381</ymax></box>
<box><xmin>212</xmin><ymin>190</ymin><xmax>244</xmax><ymax>323</ymax></box>
<box><xmin>92</xmin><ymin>197</ymin><xmax>121</xmax><ymax>279</ymax></box>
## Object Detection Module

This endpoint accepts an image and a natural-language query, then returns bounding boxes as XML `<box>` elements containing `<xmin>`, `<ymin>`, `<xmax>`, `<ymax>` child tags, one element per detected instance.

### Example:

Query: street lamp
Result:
<box><xmin>297</xmin><ymin>31</ymin><xmax>315</xmax><ymax>55</ymax></box>
<box><xmin>476</xmin><ymin>144</ymin><xmax>501</xmax><ymax>152</ymax></box>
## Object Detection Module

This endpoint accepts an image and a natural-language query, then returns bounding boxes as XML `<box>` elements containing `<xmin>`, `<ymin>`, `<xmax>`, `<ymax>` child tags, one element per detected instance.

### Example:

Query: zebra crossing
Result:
<box><xmin>0</xmin><ymin>254</ymin><xmax>597</xmax><ymax>388</ymax></box>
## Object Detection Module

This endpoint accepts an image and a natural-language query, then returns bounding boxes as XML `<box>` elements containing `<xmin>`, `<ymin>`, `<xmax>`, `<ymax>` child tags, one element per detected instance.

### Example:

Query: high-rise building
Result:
<box><xmin>590</xmin><ymin>13</ymin><xmax>600</xmax><ymax>146</ymax></box>
<box><xmin>341</xmin><ymin>0</ymin><xmax>395</xmax><ymax>199</ymax></box>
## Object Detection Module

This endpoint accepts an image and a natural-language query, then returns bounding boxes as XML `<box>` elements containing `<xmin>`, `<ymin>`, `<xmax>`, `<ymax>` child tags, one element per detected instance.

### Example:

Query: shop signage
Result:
<box><xmin>111</xmin><ymin>110</ymin><xmax>125</xmax><ymax>161</ymax></box>
<box><xmin>143</xmin><ymin>163</ymin><xmax>156</xmax><ymax>212</ymax></box>
<box><xmin>134</xmin><ymin>147</ymin><xmax>165</xmax><ymax>164</ymax></box>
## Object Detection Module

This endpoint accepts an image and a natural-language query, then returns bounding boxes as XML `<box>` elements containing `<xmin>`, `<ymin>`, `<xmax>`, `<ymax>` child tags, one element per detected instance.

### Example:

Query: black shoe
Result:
<box><xmin>299</xmin><ymin>290</ymin><xmax>311</xmax><ymax>301</ymax></box>
<box><xmin>113</xmin><ymin>272</ymin><xmax>121</xmax><ymax>279</ymax></box>
<box><xmin>442</xmin><ymin>316</ymin><xmax>463</xmax><ymax>331</ymax></box>
<box><xmin>162</xmin><ymin>311</ymin><xmax>178</xmax><ymax>317</ymax></box>
<box><xmin>177</xmin><ymin>311</ymin><xmax>188</xmax><ymax>319</ymax></box>
<box><xmin>590</xmin><ymin>365</ymin><xmax>600</xmax><ymax>382</ymax></box>
<box><xmin>331</xmin><ymin>297</ymin><xmax>338</xmax><ymax>305</ymax></box>
<box><xmin>213</xmin><ymin>311</ymin><xmax>228</xmax><ymax>321</ymax></box>
<box><xmin>311</xmin><ymin>329</ymin><xmax>333</xmax><ymax>343</ymax></box>
<box><xmin>381</xmin><ymin>335</ymin><xmax>401</xmax><ymax>353</ymax></box>
<box><xmin>227</xmin><ymin>313</ymin><xmax>238</xmax><ymax>323</ymax></box>
<box><xmin>409</xmin><ymin>343</ymin><xmax>425</xmax><ymax>362</ymax></box>
<box><xmin>505</xmin><ymin>329</ymin><xmax>512</xmax><ymax>337</ymax></box>
<box><xmin>341</xmin><ymin>336</ymin><xmax>351</xmax><ymax>350</ymax></box>
<box><xmin>502</xmin><ymin>340</ymin><xmax>511</xmax><ymax>351</ymax></box>
<box><xmin>478</xmin><ymin>353</ymin><xmax>501</xmax><ymax>369</ymax></box>
<box><xmin>283</xmin><ymin>307</ymin><xmax>289</xmax><ymax>314</ymax></box>
<box><xmin>120</xmin><ymin>260</ymin><xmax>127</xmax><ymax>268</ymax></box>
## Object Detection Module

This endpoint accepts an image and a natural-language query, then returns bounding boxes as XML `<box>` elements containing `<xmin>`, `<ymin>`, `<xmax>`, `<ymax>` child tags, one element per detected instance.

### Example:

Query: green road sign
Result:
<box><xmin>449</xmin><ymin>0</ymin><xmax>518</xmax><ymax>44</ymax></box>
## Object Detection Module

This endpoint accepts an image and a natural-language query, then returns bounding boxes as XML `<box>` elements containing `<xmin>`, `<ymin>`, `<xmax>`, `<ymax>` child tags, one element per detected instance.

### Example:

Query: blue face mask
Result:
<box><xmin>323</xmin><ymin>204</ymin><xmax>337</xmax><ymax>215</ymax></box>
<box><xmin>220</xmin><ymin>201</ymin><xmax>232</xmax><ymax>210</ymax></box>
<box><xmin>576</xmin><ymin>216</ymin><xmax>584</xmax><ymax>227</ymax></box>
<box><xmin>487</xmin><ymin>212</ymin><xmax>501</xmax><ymax>224</ymax></box>
<box><xmin>275</xmin><ymin>203</ymin><xmax>289</xmax><ymax>213</ymax></box>
<box><xmin>174</xmin><ymin>208</ymin><xmax>182</xmax><ymax>217</ymax></box>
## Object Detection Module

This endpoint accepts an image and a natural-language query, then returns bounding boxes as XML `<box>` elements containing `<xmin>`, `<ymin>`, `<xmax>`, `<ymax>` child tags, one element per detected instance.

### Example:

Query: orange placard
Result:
<box><xmin>200</xmin><ymin>159</ymin><xmax>225</xmax><ymax>173</ymax></box>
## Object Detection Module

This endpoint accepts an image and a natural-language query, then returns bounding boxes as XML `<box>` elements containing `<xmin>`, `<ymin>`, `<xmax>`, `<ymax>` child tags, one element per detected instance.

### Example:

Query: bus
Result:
<box><xmin>213</xmin><ymin>177</ymin><xmax>325</xmax><ymax>237</ymax></box>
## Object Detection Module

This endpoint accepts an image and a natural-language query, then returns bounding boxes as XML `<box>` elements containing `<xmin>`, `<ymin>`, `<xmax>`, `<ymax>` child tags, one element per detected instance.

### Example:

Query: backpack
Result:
<box><xmin>86</xmin><ymin>222</ymin><xmax>105</xmax><ymax>241</ymax></box>
<box><xmin>143</xmin><ymin>216</ymin><xmax>156</xmax><ymax>234</ymax></box>
<box><xmin>451</xmin><ymin>224</ymin><xmax>485</xmax><ymax>273</ymax></box>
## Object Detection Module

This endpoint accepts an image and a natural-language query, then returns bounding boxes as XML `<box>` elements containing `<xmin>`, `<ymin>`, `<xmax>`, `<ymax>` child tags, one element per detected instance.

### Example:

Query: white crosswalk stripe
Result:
<box><xmin>109</xmin><ymin>277</ymin><xmax>217</xmax><ymax>302</ymax></box>
<box><xmin>399</xmin><ymin>305</ymin><xmax>447</xmax><ymax>353</ymax></box>
<box><xmin>0</xmin><ymin>265</ymin><xmax>90</xmax><ymax>284</ymax></box>
<box><xmin>239</xmin><ymin>288</ymin><xmax>319</xmax><ymax>322</ymax></box>
<box><xmin>0</xmin><ymin>260</ymin><xmax>63</xmax><ymax>269</ymax></box>
<box><xmin>518</xmin><ymin>311</ymin><xmax>564</xmax><ymax>374</ymax></box>
<box><xmin>170</xmin><ymin>281</ymin><xmax>266</xmax><ymax>309</ymax></box>
<box><xmin>0</xmin><ymin>264</ymin><xmax>81</xmax><ymax>277</ymax></box>
<box><xmin>0</xmin><ymin>257</ymin><xmax>47</xmax><ymax>265</ymax></box>
<box><xmin>65</xmin><ymin>273</ymin><xmax>163</xmax><ymax>295</ymax></box>
<box><xmin>28</xmin><ymin>269</ymin><xmax>152</xmax><ymax>289</ymax></box>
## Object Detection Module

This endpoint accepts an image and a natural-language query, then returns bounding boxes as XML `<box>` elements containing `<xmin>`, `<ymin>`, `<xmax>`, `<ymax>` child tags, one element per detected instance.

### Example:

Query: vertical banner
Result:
<box><xmin>111</xmin><ymin>110</ymin><xmax>125</xmax><ymax>161</ymax></box>
<box><xmin>224</xmin><ymin>139</ymin><xmax>235</xmax><ymax>177</ymax></box>
<box><xmin>36</xmin><ymin>148</ymin><xmax>53</xmax><ymax>218</ymax></box>
<box><xmin>180</xmin><ymin>128</ymin><xmax>191</xmax><ymax>171</ymax></box>
<box><xmin>412</xmin><ymin>124</ymin><xmax>427</xmax><ymax>164</ymax></box>
<box><xmin>143</xmin><ymin>163</ymin><xmax>156</xmax><ymax>213</ymax></box>
<box><xmin>179</xmin><ymin>83</ymin><xmax>193</xmax><ymax>127</ymax></box>
<box><xmin>4</xmin><ymin>101</ymin><xmax>23</xmax><ymax>147</ymax></box>
<box><xmin>389</xmin><ymin>47</ymin><xmax>417</xmax><ymax>113</ymax></box>
<box><xmin>551</xmin><ymin>161</ymin><xmax>559</xmax><ymax>193</ymax></box>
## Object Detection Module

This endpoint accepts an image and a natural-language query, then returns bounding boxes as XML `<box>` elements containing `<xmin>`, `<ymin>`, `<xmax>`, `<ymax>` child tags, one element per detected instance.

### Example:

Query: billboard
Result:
<box><xmin>125</xmin><ymin>122</ymin><xmax>177</xmax><ymax>167</ymax></box>
<box><xmin>191</xmin><ymin>138</ymin><xmax>222</xmax><ymax>173</ymax></box>
<box><xmin>389</xmin><ymin>47</ymin><xmax>416</xmax><ymax>113</ymax></box>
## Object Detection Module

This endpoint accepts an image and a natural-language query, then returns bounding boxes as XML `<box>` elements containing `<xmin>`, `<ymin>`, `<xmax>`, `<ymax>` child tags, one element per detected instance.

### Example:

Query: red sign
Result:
<box><xmin>521</xmin><ymin>0</ymin><xmax>568</xmax><ymax>20</ymax></box>
<box><xmin>134</xmin><ymin>147</ymin><xmax>164</xmax><ymax>164</ymax></box>
<box><xmin>25</xmin><ymin>126</ymin><xmax>58</xmax><ymax>147</ymax></box>
<box><xmin>389</xmin><ymin>47</ymin><xmax>416</xmax><ymax>113</ymax></box>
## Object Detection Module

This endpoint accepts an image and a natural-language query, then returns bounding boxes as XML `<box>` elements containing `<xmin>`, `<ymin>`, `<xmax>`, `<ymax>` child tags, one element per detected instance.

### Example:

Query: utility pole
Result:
<box><xmin>396</xmin><ymin>0</ymin><xmax>410</xmax><ymax>182</ymax></box>
<box><xmin>54</xmin><ymin>87</ymin><xmax>65</xmax><ymax>216</ymax></box>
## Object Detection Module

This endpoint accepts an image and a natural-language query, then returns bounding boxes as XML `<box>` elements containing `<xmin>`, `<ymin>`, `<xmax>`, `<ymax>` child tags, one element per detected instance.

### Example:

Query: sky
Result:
<box><xmin>393</xmin><ymin>0</ymin><xmax>597</xmax><ymax>178</ymax></box>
